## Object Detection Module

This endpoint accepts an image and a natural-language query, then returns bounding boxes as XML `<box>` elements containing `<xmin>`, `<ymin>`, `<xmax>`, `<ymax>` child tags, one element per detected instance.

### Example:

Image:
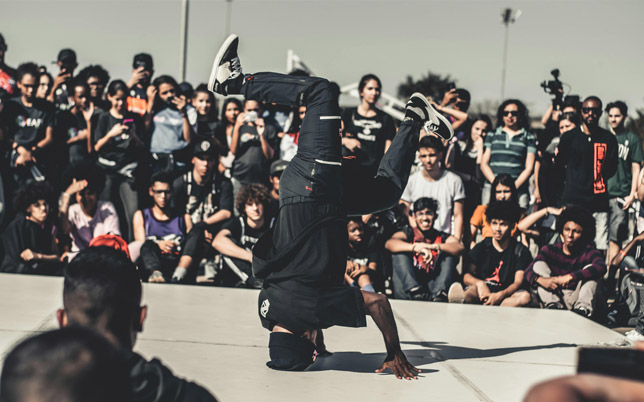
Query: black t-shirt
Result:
<box><xmin>54</xmin><ymin>109</ymin><xmax>101</xmax><ymax>162</ymax></box>
<box><xmin>232</xmin><ymin>122</ymin><xmax>278</xmax><ymax>184</ymax></box>
<box><xmin>341</xmin><ymin>107</ymin><xmax>395</xmax><ymax>171</ymax></box>
<box><xmin>2</xmin><ymin>97</ymin><xmax>55</xmax><ymax>148</ymax></box>
<box><xmin>197</xmin><ymin>119</ymin><xmax>218</xmax><ymax>139</ymax></box>
<box><xmin>53</xmin><ymin>82</ymin><xmax>73</xmax><ymax>111</ymax></box>
<box><xmin>172</xmin><ymin>170</ymin><xmax>233</xmax><ymax>225</ymax></box>
<box><xmin>93</xmin><ymin>111</ymin><xmax>142</xmax><ymax>169</ymax></box>
<box><xmin>347</xmin><ymin>242</ymin><xmax>378</xmax><ymax>267</ymax></box>
<box><xmin>222</xmin><ymin>216</ymin><xmax>270</xmax><ymax>250</ymax></box>
<box><xmin>468</xmin><ymin>238</ymin><xmax>532</xmax><ymax>290</ymax></box>
<box><xmin>127</xmin><ymin>85</ymin><xmax>149</xmax><ymax>117</ymax></box>
<box><xmin>253</xmin><ymin>202</ymin><xmax>366</xmax><ymax>332</ymax></box>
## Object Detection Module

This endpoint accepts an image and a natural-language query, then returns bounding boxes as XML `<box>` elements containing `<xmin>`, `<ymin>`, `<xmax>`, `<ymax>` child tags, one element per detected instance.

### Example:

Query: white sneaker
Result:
<box><xmin>448</xmin><ymin>282</ymin><xmax>465</xmax><ymax>303</ymax></box>
<box><xmin>625</xmin><ymin>329</ymin><xmax>644</xmax><ymax>343</ymax></box>
<box><xmin>208</xmin><ymin>34</ymin><xmax>243</xmax><ymax>95</ymax></box>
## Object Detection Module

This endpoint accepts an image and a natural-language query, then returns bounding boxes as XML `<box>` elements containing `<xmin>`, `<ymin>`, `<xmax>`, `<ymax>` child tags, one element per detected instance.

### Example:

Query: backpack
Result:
<box><xmin>608</xmin><ymin>272</ymin><xmax>644</xmax><ymax>327</ymax></box>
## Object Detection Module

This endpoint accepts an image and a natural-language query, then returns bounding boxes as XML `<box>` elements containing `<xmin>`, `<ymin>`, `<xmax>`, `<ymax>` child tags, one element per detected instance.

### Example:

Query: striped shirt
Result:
<box><xmin>484</xmin><ymin>127</ymin><xmax>536</xmax><ymax>179</ymax></box>
<box><xmin>524</xmin><ymin>242</ymin><xmax>606</xmax><ymax>287</ymax></box>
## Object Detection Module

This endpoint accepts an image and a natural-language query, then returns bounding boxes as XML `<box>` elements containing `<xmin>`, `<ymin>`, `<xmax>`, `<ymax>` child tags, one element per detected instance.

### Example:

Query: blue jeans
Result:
<box><xmin>391</xmin><ymin>252</ymin><xmax>457</xmax><ymax>300</ymax></box>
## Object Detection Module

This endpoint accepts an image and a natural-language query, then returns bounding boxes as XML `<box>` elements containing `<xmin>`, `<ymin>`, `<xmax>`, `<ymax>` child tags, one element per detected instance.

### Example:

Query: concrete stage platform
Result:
<box><xmin>0</xmin><ymin>273</ymin><xmax>629</xmax><ymax>401</ymax></box>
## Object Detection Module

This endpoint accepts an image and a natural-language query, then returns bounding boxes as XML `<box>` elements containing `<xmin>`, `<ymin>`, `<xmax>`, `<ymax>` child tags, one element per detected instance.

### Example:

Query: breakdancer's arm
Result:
<box><xmin>362</xmin><ymin>291</ymin><xmax>420</xmax><ymax>380</ymax></box>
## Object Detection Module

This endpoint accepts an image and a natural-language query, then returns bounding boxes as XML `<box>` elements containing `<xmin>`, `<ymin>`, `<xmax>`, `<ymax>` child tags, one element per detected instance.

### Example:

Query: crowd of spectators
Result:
<box><xmin>2</xmin><ymin>32</ymin><xmax>644</xmax><ymax>344</ymax></box>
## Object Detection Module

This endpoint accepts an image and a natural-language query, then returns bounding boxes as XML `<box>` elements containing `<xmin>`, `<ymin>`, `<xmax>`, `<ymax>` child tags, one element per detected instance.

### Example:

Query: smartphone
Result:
<box><xmin>577</xmin><ymin>347</ymin><xmax>644</xmax><ymax>381</ymax></box>
<box><xmin>447</xmin><ymin>83</ymin><xmax>456</xmax><ymax>91</ymax></box>
<box><xmin>245</xmin><ymin>111</ymin><xmax>258</xmax><ymax>123</ymax></box>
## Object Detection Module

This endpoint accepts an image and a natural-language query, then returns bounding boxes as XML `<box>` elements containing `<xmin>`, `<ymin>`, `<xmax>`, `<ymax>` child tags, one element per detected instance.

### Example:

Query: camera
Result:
<box><xmin>540</xmin><ymin>69</ymin><xmax>564</xmax><ymax>109</ymax></box>
<box><xmin>245</xmin><ymin>111</ymin><xmax>258</xmax><ymax>123</ymax></box>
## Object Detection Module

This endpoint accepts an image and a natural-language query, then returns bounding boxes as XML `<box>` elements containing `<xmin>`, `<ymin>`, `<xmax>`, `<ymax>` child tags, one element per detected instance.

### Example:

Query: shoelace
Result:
<box><xmin>229</xmin><ymin>57</ymin><xmax>242</xmax><ymax>78</ymax></box>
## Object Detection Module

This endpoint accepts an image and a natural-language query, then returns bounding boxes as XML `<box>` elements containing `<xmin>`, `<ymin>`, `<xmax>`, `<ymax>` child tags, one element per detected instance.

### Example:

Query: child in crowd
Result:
<box><xmin>345</xmin><ymin>217</ymin><xmax>378</xmax><ymax>293</ymax></box>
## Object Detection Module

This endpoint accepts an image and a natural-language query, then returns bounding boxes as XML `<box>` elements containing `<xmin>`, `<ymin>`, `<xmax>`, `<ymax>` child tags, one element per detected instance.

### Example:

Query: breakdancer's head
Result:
<box><xmin>57</xmin><ymin>247</ymin><xmax>146</xmax><ymax>350</ymax></box>
<box><xmin>266</xmin><ymin>328</ymin><xmax>318</xmax><ymax>371</ymax></box>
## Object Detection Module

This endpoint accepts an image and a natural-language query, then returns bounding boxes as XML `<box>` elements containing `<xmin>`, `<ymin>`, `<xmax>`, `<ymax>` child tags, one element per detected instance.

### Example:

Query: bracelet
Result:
<box><xmin>62</xmin><ymin>193</ymin><xmax>71</xmax><ymax>198</ymax></box>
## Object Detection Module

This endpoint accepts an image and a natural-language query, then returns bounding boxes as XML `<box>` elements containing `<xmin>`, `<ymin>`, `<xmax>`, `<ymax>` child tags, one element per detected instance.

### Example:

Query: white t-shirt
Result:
<box><xmin>401</xmin><ymin>169</ymin><xmax>466</xmax><ymax>234</ymax></box>
<box><xmin>68</xmin><ymin>201</ymin><xmax>121</xmax><ymax>252</ymax></box>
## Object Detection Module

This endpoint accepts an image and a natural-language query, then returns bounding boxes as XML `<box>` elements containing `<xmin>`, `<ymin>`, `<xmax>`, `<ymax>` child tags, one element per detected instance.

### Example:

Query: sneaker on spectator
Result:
<box><xmin>208</xmin><ymin>34</ymin><xmax>243</xmax><ymax>96</ymax></box>
<box><xmin>447</xmin><ymin>282</ymin><xmax>465</xmax><ymax>303</ymax></box>
<box><xmin>404</xmin><ymin>93</ymin><xmax>454</xmax><ymax>140</ymax></box>
<box><xmin>545</xmin><ymin>302</ymin><xmax>565</xmax><ymax>310</ymax></box>
<box><xmin>625</xmin><ymin>329</ymin><xmax>644</xmax><ymax>343</ymax></box>
<box><xmin>432</xmin><ymin>291</ymin><xmax>448</xmax><ymax>303</ymax></box>
<box><xmin>409</xmin><ymin>286</ymin><xmax>428</xmax><ymax>301</ymax></box>
<box><xmin>572</xmin><ymin>306</ymin><xmax>591</xmax><ymax>318</ymax></box>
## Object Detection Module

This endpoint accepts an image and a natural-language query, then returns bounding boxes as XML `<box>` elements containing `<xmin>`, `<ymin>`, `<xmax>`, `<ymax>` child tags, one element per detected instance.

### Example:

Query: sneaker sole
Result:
<box><xmin>410</xmin><ymin>92</ymin><xmax>455</xmax><ymax>140</ymax></box>
<box><xmin>447</xmin><ymin>283</ymin><xmax>465</xmax><ymax>303</ymax></box>
<box><xmin>208</xmin><ymin>33</ymin><xmax>238</xmax><ymax>94</ymax></box>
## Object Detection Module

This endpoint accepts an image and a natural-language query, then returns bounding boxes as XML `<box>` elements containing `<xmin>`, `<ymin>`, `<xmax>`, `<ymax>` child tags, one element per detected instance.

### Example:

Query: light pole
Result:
<box><xmin>500</xmin><ymin>8</ymin><xmax>521</xmax><ymax>102</ymax></box>
<box><xmin>179</xmin><ymin>0</ymin><xmax>189</xmax><ymax>82</ymax></box>
<box><xmin>225</xmin><ymin>0</ymin><xmax>233</xmax><ymax>37</ymax></box>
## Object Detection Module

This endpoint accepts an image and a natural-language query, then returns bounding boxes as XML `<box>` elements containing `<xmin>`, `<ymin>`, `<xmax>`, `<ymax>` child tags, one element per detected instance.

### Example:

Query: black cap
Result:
<box><xmin>193</xmin><ymin>138</ymin><xmax>219</xmax><ymax>158</ymax></box>
<box><xmin>267</xmin><ymin>332</ymin><xmax>316</xmax><ymax>371</ymax></box>
<box><xmin>57</xmin><ymin>48</ymin><xmax>77</xmax><ymax>64</ymax></box>
<box><xmin>270</xmin><ymin>160</ymin><xmax>288</xmax><ymax>176</ymax></box>
<box><xmin>0</xmin><ymin>33</ymin><xmax>6</xmax><ymax>50</ymax></box>
<box><xmin>133</xmin><ymin>53</ymin><xmax>153</xmax><ymax>71</ymax></box>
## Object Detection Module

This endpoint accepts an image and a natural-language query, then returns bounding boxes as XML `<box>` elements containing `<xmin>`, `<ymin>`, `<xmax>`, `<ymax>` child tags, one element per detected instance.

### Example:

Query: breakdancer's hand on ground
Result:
<box><xmin>362</xmin><ymin>291</ymin><xmax>421</xmax><ymax>380</ymax></box>
<box><xmin>376</xmin><ymin>351</ymin><xmax>421</xmax><ymax>380</ymax></box>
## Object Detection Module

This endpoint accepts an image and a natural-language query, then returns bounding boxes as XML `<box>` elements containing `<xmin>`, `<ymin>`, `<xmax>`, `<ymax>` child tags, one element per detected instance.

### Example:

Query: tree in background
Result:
<box><xmin>397</xmin><ymin>71</ymin><xmax>456</xmax><ymax>102</ymax></box>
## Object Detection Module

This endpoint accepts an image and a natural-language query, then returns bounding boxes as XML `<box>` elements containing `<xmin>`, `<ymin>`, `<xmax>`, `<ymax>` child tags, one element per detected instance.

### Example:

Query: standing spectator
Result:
<box><xmin>439</xmin><ymin>87</ymin><xmax>471</xmax><ymax>139</ymax></box>
<box><xmin>192</xmin><ymin>84</ymin><xmax>219</xmax><ymax>139</ymax></box>
<box><xmin>1</xmin><ymin>182</ymin><xmax>61</xmax><ymax>275</ymax></box>
<box><xmin>126</xmin><ymin>53</ymin><xmax>154</xmax><ymax>116</ymax></box>
<box><xmin>555</xmin><ymin>96</ymin><xmax>618</xmax><ymax>252</ymax></box>
<box><xmin>230</xmin><ymin>100</ymin><xmax>277</xmax><ymax>193</ymax></box>
<box><xmin>77</xmin><ymin>65</ymin><xmax>111</xmax><ymax>111</ymax></box>
<box><xmin>605</xmin><ymin>101</ymin><xmax>643</xmax><ymax>266</ymax></box>
<box><xmin>267</xmin><ymin>159</ymin><xmax>287</xmax><ymax>219</ymax></box>
<box><xmin>1</xmin><ymin>62</ymin><xmax>55</xmax><ymax>184</ymax></box>
<box><xmin>148</xmin><ymin>75</ymin><xmax>197</xmax><ymax>174</ymax></box>
<box><xmin>35</xmin><ymin>69</ymin><xmax>53</xmax><ymax>100</ymax></box>
<box><xmin>93</xmin><ymin>79</ymin><xmax>145</xmax><ymax>241</ymax></box>
<box><xmin>525</xmin><ymin>206</ymin><xmax>606</xmax><ymax>316</ymax></box>
<box><xmin>341</xmin><ymin>74</ymin><xmax>396</xmax><ymax>177</ymax></box>
<box><xmin>48</xmin><ymin>48</ymin><xmax>77</xmax><ymax>111</ymax></box>
<box><xmin>345</xmin><ymin>217</ymin><xmax>378</xmax><ymax>293</ymax></box>
<box><xmin>470</xmin><ymin>174</ymin><xmax>522</xmax><ymax>249</ymax></box>
<box><xmin>0</xmin><ymin>33</ymin><xmax>16</xmax><ymax>101</ymax></box>
<box><xmin>133</xmin><ymin>172</ymin><xmax>203</xmax><ymax>283</ymax></box>
<box><xmin>400</xmin><ymin>135</ymin><xmax>465</xmax><ymax>239</ymax></box>
<box><xmin>212</xmin><ymin>183</ymin><xmax>273</xmax><ymax>288</ymax></box>
<box><xmin>386</xmin><ymin>197</ymin><xmax>464</xmax><ymax>301</ymax></box>
<box><xmin>480</xmin><ymin>99</ymin><xmax>536</xmax><ymax>209</ymax></box>
<box><xmin>58</xmin><ymin>163</ymin><xmax>119</xmax><ymax>259</ymax></box>
<box><xmin>213</xmin><ymin>98</ymin><xmax>242</xmax><ymax>175</ymax></box>
<box><xmin>280</xmin><ymin>105</ymin><xmax>304</xmax><ymax>162</ymax></box>
<box><xmin>449</xmin><ymin>201</ymin><xmax>532</xmax><ymax>307</ymax></box>
<box><xmin>55</xmin><ymin>79</ymin><xmax>98</xmax><ymax>167</ymax></box>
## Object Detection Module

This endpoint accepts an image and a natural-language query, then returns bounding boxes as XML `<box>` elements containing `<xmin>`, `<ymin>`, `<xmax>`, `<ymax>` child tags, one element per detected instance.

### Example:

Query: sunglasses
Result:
<box><xmin>581</xmin><ymin>107</ymin><xmax>601</xmax><ymax>114</ymax></box>
<box><xmin>503</xmin><ymin>111</ymin><xmax>519</xmax><ymax>117</ymax></box>
<box><xmin>152</xmin><ymin>189</ymin><xmax>172</xmax><ymax>195</ymax></box>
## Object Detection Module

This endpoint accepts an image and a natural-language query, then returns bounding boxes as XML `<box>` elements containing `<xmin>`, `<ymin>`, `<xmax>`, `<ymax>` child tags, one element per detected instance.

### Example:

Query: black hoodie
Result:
<box><xmin>124</xmin><ymin>350</ymin><xmax>218</xmax><ymax>402</ymax></box>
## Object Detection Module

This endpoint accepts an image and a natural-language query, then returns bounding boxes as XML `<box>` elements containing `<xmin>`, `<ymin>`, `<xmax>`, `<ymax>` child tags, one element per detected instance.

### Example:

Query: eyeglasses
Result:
<box><xmin>581</xmin><ymin>107</ymin><xmax>601</xmax><ymax>114</ymax></box>
<box><xmin>415</xmin><ymin>211</ymin><xmax>435</xmax><ymax>217</ymax></box>
<box><xmin>152</xmin><ymin>189</ymin><xmax>172</xmax><ymax>195</ymax></box>
<box><xmin>503</xmin><ymin>111</ymin><xmax>519</xmax><ymax>117</ymax></box>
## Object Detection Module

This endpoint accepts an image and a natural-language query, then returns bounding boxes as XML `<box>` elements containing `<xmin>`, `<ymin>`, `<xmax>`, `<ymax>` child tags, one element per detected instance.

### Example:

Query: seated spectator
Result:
<box><xmin>94</xmin><ymin>79</ymin><xmax>146</xmax><ymax>241</ymax></box>
<box><xmin>2</xmin><ymin>62</ymin><xmax>55</xmax><ymax>184</ymax></box>
<box><xmin>192</xmin><ymin>83</ymin><xmax>219</xmax><ymax>139</ymax></box>
<box><xmin>133</xmin><ymin>171</ymin><xmax>203</xmax><ymax>283</ymax></box>
<box><xmin>126</xmin><ymin>53</ymin><xmax>154</xmax><ymax>116</ymax></box>
<box><xmin>58</xmin><ymin>163</ymin><xmax>119</xmax><ymax>259</ymax></box>
<box><xmin>449</xmin><ymin>201</ymin><xmax>532</xmax><ymax>307</ymax></box>
<box><xmin>267</xmin><ymin>159</ymin><xmax>287</xmax><ymax>219</ymax></box>
<box><xmin>480</xmin><ymin>99</ymin><xmax>536</xmax><ymax>209</ymax></box>
<box><xmin>1</xmin><ymin>182</ymin><xmax>61</xmax><ymax>275</ymax></box>
<box><xmin>230</xmin><ymin>100</ymin><xmax>277</xmax><ymax>194</ymax></box>
<box><xmin>212</xmin><ymin>183</ymin><xmax>273</xmax><ymax>288</ymax></box>
<box><xmin>173</xmin><ymin>138</ymin><xmax>233</xmax><ymax>244</ymax></box>
<box><xmin>400</xmin><ymin>135</ymin><xmax>465</xmax><ymax>240</ymax></box>
<box><xmin>386</xmin><ymin>197</ymin><xmax>464</xmax><ymax>301</ymax></box>
<box><xmin>345</xmin><ymin>217</ymin><xmax>378</xmax><ymax>293</ymax></box>
<box><xmin>56</xmin><ymin>246</ymin><xmax>219</xmax><ymax>401</ymax></box>
<box><xmin>470</xmin><ymin>174</ymin><xmax>522</xmax><ymax>249</ymax></box>
<box><xmin>148</xmin><ymin>75</ymin><xmax>197</xmax><ymax>174</ymax></box>
<box><xmin>524</xmin><ymin>206</ymin><xmax>606</xmax><ymax>316</ymax></box>
<box><xmin>77</xmin><ymin>64</ymin><xmax>111</xmax><ymax>111</ymax></box>
<box><xmin>0</xmin><ymin>327</ymin><xmax>130</xmax><ymax>402</ymax></box>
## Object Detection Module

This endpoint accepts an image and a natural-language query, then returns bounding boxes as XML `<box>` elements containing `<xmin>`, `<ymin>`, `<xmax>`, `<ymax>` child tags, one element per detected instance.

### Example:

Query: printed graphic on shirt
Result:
<box><xmin>594</xmin><ymin>143</ymin><xmax>607</xmax><ymax>194</ymax></box>
<box><xmin>485</xmin><ymin>260</ymin><xmax>503</xmax><ymax>285</ymax></box>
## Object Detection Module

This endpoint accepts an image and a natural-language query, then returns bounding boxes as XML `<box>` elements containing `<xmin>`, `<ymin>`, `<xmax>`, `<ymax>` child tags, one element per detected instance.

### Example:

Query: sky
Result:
<box><xmin>2</xmin><ymin>0</ymin><xmax>644</xmax><ymax>118</ymax></box>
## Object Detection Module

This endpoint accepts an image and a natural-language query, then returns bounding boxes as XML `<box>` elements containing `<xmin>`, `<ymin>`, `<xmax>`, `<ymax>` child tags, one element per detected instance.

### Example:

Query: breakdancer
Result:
<box><xmin>209</xmin><ymin>34</ymin><xmax>453</xmax><ymax>379</ymax></box>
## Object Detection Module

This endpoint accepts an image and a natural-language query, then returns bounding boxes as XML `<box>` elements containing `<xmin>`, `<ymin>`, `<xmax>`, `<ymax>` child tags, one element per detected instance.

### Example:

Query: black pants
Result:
<box><xmin>242</xmin><ymin>73</ymin><xmax>420</xmax><ymax>214</ymax></box>
<box><xmin>139</xmin><ymin>228</ymin><xmax>203</xmax><ymax>282</ymax></box>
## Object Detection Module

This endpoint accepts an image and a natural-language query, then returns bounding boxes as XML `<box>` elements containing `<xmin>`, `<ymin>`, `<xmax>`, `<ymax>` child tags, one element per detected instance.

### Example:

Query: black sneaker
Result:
<box><xmin>208</xmin><ymin>34</ymin><xmax>243</xmax><ymax>96</ymax></box>
<box><xmin>545</xmin><ymin>302</ymin><xmax>565</xmax><ymax>310</ymax></box>
<box><xmin>572</xmin><ymin>307</ymin><xmax>591</xmax><ymax>318</ymax></box>
<box><xmin>404</xmin><ymin>92</ymin><xmax>454</xmax><ymax>140</ymax></box>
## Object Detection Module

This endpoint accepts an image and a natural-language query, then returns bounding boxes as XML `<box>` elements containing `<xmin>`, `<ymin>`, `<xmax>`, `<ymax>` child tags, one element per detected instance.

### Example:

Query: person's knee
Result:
<box><xmin>464</xmin><ymin>286</ymin><xmax>479</xmax><ymax>303</ymax></box>
<box><xmin>532</xmin><ymin>261</ymin><xmax>551</xmax><ymax>277</ymax></box>
<box><xmin>515</xmin><ymin>291</ymin><xmax>532</xmax><ymax>307</ymax></box>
